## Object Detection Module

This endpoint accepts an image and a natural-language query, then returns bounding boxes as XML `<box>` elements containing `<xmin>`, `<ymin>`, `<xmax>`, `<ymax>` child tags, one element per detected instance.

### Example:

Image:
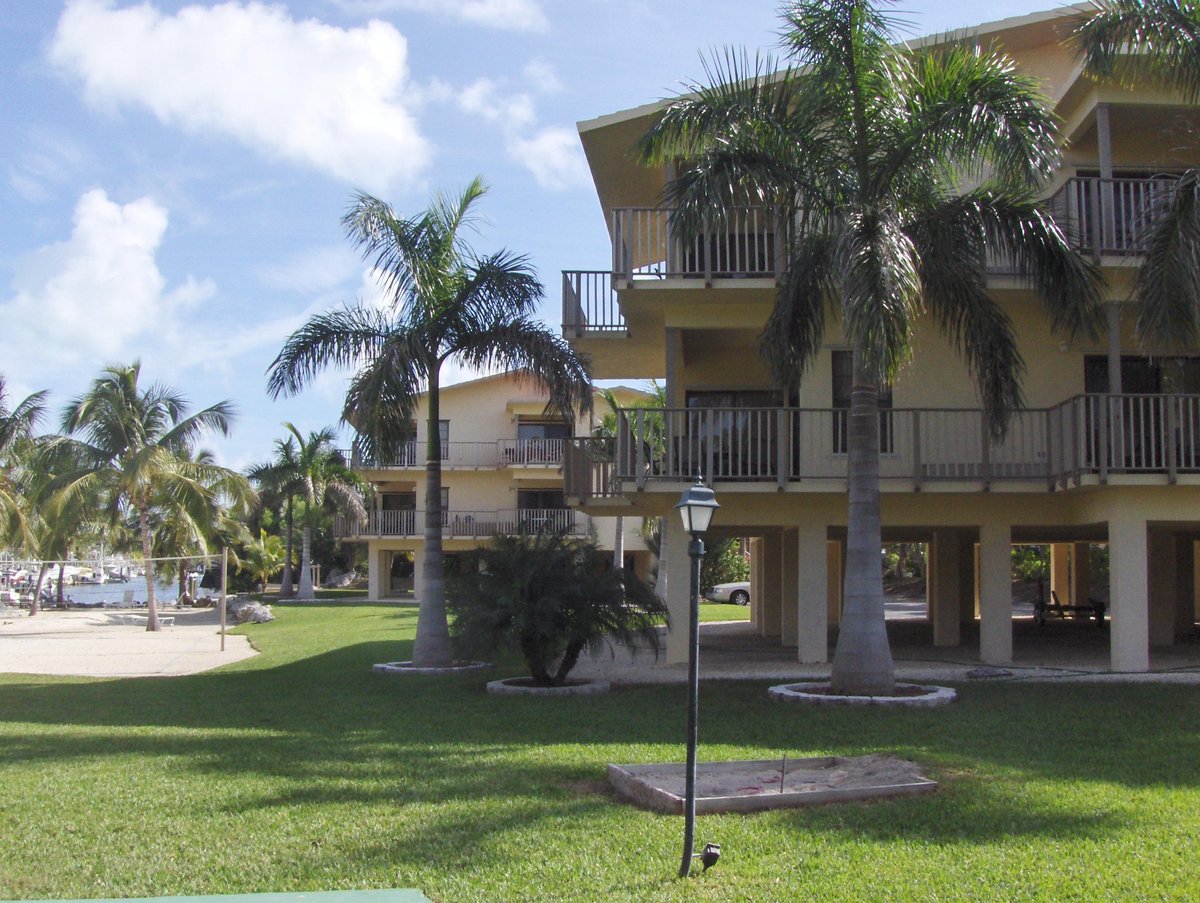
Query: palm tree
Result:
<box><xmin>593</xmin><ymin>388</ymin><xmax>627</xmax><ymax>570</ymax></box>
<box><xmin>268</xmin><ymin>178</ymin><xmax>592</xmax><ymax>668</ymax></box>
<box><xmin>54</xmin><ymin>361</ymin><xmax>248</xmax><ymax>631</ymax></box>
<box><xmin>247</xmin><ymin>433</ymin><xmax>304</xmax><ymax>597</ymax></box>
<box><xmin>1073</xmin><ymin>0</ymin><xmax>1200</xmax><ymax>346</ymax></box>
<box><xmin>0</xmin><ymin>377</ymin><xmax>47</xmax><ymax>550</ymax></box>
<box><xmin>638</xmin><ymin>0</ymin><xmax>1104</xmax><ymax>694</ymax></box>
<box><xmin>278</xmin><ymin>423</ymin><xmax>363</xmax><ymax>599</ymax></box>
<box><xmin>149</xmin><ymin>448</ymin><xmax>254</xmax><ymax>603</ymax></box>
<box><xmin>240</xmin><ymin>529</ymin><xmax>286</xmax><ymax>593</ymax></box>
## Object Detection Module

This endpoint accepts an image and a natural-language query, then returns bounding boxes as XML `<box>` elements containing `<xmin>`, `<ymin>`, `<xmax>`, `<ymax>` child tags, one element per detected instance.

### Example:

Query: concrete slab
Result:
<box><xmin>608</xmin><ymin>754</ymin><xmax>938</xmax><ymax>814</ymax></box>
<box><xmin>0</xmin><ymin>608</ymin><xmax>256</xmax><ymax>677</ymax></box>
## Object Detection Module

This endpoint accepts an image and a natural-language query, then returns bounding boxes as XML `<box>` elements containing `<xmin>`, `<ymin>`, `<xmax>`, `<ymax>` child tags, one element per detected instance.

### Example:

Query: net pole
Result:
<box><xmin>220</xmin><ymin>546</ymin><xmax>228</xmax><ymax>652</ymax></box>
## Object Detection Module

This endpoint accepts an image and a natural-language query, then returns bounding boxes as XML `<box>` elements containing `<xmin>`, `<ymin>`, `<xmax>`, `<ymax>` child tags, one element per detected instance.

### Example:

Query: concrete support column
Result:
<box><xmin>930</xmin><ymin>530</ymin><xmax>963</xmax><ymax>647</ymax></box>
<box><xmin>1174</xmin><ymin>536</ymin><xmax>1196</xmax><ymax>639</ymax></box>
<box><xmin>827</xmin><ymin>538</ymin><xmax>845</xmax><ymax>625</ymax></box>
<box><xmin>760</xmin><ymin>531</ymin><xmax>783</xmax><ymax>639</ymax></box>
<box><xmin>368</xmin><ymin>543</ymin><xmax>383</xmax><ymax>601</ymax></box>
<box><xmin>749</xmin><ymin>538</ymin><xmax>763</xmax><ymax>631</ymax></box>
<box><xmin>1050</xmin><ymin>543</ymin><xmax>1071</xmax><ymax>605</ymax></box>
<box><xmin>1109</xmin><ymin>515</ymin><xmax>1149</xmax><ymax>672</ymax></box>
<box><xmin>412</xmin><ymin>548</ymin><xmax>425</xmax><ymax>603</ymax></box>
<box><xmin>664</xmin><ymin>517</ymin><xmax>693</xmax><ymax>665</ymax></box>
<box><xmin>797</xmin><ymin>523</ymin><xmax>829</xmax><ymax>663</ymax></box>
<box><xmin>781</xmin><ymin>529</ymin><xmax>799</xmax><ymax>646</ymax></box>
<box><xmin>960</xmin><ymin>538</ymin><xmax>978</xmax><ymax>625</ymax></box>
<box><xmin>1071</xmin><ymin>542</ymin><xmax>1092</xmax><ymax>609</ymax></box>
<box><xmin>978</xmin><ymin>523</ymin><xmax>1013</xmax><ymax>665</ymax></box>
<box><xmin>1148</xmin><ymin>530</ymin><xmax>1177</xmax><ymax>647</ymax></box>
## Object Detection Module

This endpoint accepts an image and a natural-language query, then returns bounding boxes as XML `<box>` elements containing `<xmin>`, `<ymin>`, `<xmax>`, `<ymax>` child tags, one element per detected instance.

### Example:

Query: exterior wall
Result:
<box><xmin>348</xmin><ymin>371</ymin><xmax>653</xmax><ymax>600</ymax></box>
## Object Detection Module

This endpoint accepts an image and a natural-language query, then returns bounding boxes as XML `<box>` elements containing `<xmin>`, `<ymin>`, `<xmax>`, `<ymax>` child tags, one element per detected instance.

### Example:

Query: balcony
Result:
<box><xmin>563</xmin><ymin>394</ymin><xmax>1200</xmax><ymax>501</ymax></box>
<box><xmin>350</xmin><ymin>438</ymin><xmax>568</xmax><ymax>470</ymax></box>
<box><xmin>562</xmin><ymin>176</ymin><xmax>1181</xmax><ymax>338</ymax></box>
<box><xmin>334</xmin><ymin>507</ymin><xmax>587</xmax><ymax>539</ymax></box>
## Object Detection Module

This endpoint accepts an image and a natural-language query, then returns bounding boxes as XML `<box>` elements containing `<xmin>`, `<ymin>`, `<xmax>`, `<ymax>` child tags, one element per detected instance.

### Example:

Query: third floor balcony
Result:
<box><xmin>348</xmin><ymin>437</ymin><xmax>569</xmax><ymax>471</ymax></box>
<box><xmin>562</xmin><ymin>175</ymin><xmax>1182</xmax><ymax>337</ymax></box>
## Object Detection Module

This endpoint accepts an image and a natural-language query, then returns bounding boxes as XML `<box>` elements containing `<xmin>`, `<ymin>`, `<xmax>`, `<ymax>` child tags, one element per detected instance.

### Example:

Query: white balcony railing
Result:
<box><xmin>350</xmin><ymin>438</ymin><xmax>575</xmax><ymax>470</ymax></box>
<box><xmin>335</xmin><ymin>508</ymin><xmax>587</xmax><ymax>539</ymax></box>
<box><xmin>563</xmin><ymin>395</ymin><xmax>1200</xmax><ymax>501</ymax></box>
<box><xmin>1047</xmin><ymin>175</ymin><xmax>1180</xmax><ymax>258</ymax></box>
<box><xmin>612</xmin><ymin>206</ymin><xmax>785</xmax><ymax>281</ymax></box>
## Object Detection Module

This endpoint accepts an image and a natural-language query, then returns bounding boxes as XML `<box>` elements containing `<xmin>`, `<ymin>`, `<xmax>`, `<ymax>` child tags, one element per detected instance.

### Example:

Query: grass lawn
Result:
<box><xmin>1</xmin><ymin>604</ymin><xmax>1197</xmax><ymax>902</ymax></box>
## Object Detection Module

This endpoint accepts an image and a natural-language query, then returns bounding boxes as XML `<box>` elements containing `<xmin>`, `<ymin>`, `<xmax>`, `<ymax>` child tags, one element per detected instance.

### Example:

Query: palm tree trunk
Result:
<box><xmin>281</xmin><ymin>495</ymin><xmax>295</xmax><ymax>597</ymax></box>
<box><xmin>30</xmin><ymin>564</ymin><xmax>49</xmax><ymax>616</ymax></box>
<box><xmin>829</xmin><ymin>357</ymin><xmax>894</xmax><ymax>695</ymax></box>
<box><xmin>298</xmin><ymin>523</ymin><xmax>314</xmax><ymax>598</ymax></box>
<box><xmin>413</xmin><ymin>365</ymin><xmax>453</xmax><ymax>667</ymax></box>
<box><xmin>56</xmin><ymin>561</ymin><xmax>66</xmax><ymax>608</ymax></box>
<box><xmin>140</xmin><ymin>506</ymin><xmax>160</xmax><ymax>631</ymax></box>
<box><xmin>613</xmin><ymin>514</ymin><xmax>625</xmax><ymax>570</ymax></box>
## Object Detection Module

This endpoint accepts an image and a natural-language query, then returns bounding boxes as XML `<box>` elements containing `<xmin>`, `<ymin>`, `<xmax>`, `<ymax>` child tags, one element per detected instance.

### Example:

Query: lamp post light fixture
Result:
<box><xmin>675</xmin><ymin>474</ymin><xmax>719</xmax><ymax>878</ymax></box>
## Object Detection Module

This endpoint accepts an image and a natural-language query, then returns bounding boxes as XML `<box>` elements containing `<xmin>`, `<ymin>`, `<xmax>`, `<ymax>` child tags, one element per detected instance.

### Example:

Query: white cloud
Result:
<box><xmin>452</xmin><ymin>64</ymin><xmax>587</xmax><ymax>192</ymax></box>
<box><xmin>50</xmin><ymin>0</ymin><xmax>431</xmax><ymax>193</ymax></box>
<box><xmin>508</xmin><ymin>126</ymin><xmax>590</xmax><ymax>190</ymax></box>
<box><xmin>333</xmin><ymin>0</ymin><xmax>548</xmax><ymax>32</ymax></box>
<box><xmin>1</xmin><ymin>189</ymin><xmax>215</xmax><ymax>381</ymax></box>
<box><xmin>8</xmin><ymin>132</ymin><xmax>89</xmax><ymax>203</ymax></box>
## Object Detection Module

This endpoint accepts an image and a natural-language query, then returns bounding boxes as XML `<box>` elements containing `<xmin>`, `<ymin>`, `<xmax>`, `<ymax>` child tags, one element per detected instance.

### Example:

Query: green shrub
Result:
<box><xmin>447</xmin><ymin>530</ymin><xmax>668</xmax><ymax>686</ymax></box>
<box><xmin>701</xmin><ymin>538</ymin><xmax>749</xmax><ymax>591</ymax></box>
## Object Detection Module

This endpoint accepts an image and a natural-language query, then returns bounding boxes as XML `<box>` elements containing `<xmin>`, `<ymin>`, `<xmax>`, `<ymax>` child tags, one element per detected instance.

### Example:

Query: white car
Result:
<box><xmin>704</xmin><ymin>581</ymin><xmax>750</xmax><ymax>605</ymax></box>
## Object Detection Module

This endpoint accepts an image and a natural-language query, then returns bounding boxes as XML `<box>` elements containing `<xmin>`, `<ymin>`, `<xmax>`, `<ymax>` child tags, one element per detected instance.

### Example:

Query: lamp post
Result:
<box><xmin>675</xmin><ymin>474</ymin><xmax>719</xmax><ymax>878</ymax></box>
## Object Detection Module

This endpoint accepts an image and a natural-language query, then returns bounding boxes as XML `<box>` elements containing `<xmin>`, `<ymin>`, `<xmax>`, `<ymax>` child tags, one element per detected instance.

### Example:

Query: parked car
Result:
<box><xmin>704</xmin><ymin>581</ymin><xmax>750</xmax><ymax>605</ymax></box>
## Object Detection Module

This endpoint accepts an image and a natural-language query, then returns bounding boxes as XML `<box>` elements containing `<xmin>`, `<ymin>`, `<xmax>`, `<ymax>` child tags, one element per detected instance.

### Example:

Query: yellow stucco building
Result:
<box><xmin>338</xmin><ymin>371</ymin><xmax>652</xmax><ymax>600</ymax></box>
<box><xmin>562</xmin><ymin>5</ymin><xmax>1200</xmax><ymax>673</ymax></box>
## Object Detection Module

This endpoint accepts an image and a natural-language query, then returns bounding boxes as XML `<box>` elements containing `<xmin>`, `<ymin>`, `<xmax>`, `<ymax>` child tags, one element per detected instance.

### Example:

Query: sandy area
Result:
<box><xmin>0</xmin><ymin>606</ymin><xmax>257</xmax><ymax>677</ymax></box>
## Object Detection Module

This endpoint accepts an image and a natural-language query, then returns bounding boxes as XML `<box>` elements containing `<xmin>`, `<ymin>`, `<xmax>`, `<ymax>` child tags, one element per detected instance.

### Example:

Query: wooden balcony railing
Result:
<box><xmin>563</xmin><ymin>395</ymin><xmax>1200</xmax><ymax>500</ymax></box>
<box><xmin>350</xmin><ymin>439</ymin><xmax>572</xmax><ymax>470</ymax></box>
<box><xmin>562</xmin><ymin>270</ymin><xmax>625</xmax><ymax>335</ymax></box>
<box><xmin>612</xmin><ymin>206</ymin><xmax>786</xmax><ymax>282</ymax></box>
<box><xmin>335</xmin><ymin>508</ymin><xmax>587</xmax><ymax>539</ymax></box>
<box><xmin>1047</xmin><ymin>175</ymin><xmax>1180</xmax><ymax>258</ymax></box>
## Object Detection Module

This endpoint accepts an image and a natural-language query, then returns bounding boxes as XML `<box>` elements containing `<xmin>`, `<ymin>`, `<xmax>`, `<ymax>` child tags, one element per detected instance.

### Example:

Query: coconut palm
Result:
<box><xmin>268</xmin><ymin>179</ymin><xmax>592</xmax><ymax>667</ymax></box>
<box><xmin>240</xmin><ymin>529</ymin><xmax>286</xmax><ymax>593</ymax></box>
<box><xmin>54</xmin><ymin>361</ymin><xmax>247</xmax><ymax>630</ymax></box>
<box><xmin>149</xmin><ymin>448</ymin><xmax>254</xmax><ymax>603</ymax></box>
<box><xmin>1073</xmin><ymin>0</ymin><xmax>1200</xmax><ymax>346</ymax></box>
<box><xmin>277</xmin><ymin>423</ymin><xmax>363</xmax><ymax>599</ymax></box>
<box><xmin>247</xmin><ymin>432</ymin><xmax>304</xmax><ymax>597</ymax></box>
<box><xmin>0</xmin><ymin>376</ymin><xmax>47</xmax><ymax>548</ymax></box>
<box><xmin>638</xmin><ymin>0</ymin><xmax>1104</xmax><ymax>694</ymax></box>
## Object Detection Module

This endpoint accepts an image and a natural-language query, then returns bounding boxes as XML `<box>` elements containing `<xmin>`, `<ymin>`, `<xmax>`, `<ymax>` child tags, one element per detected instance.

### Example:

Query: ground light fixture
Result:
<box><xmin>675</xmin><ymin>474</ymin><xmax>719</xmax><ymax>878</ymax></box>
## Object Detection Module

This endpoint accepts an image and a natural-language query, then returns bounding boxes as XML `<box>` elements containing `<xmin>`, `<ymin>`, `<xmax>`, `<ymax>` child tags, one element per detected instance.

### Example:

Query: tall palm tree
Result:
<box><xmin>638</xmin><ymin>0</ymin><xmax>1104</xmax><ymax>694</ymax></box>
<box><xmin>593</xmin><ymin>388</ymin><xmax>627</xmax><ymax>570</ymax></box>
<box><xmin>1074</xmin><ymin>0</ymin><xmax>1200</xmax><ymax>346</ymax></box>
<box><xmin>0</xmin><ymin>376</ymin><xmax>47</xmax><ymax>549</ymax></box>
<box><xmin>268</xmin><ymin>178</ymin><xmax>592</xmax><ymax>668</ymax></box>
<box><xmin>247</xmin><ymin>433</ymin><xmax>304</xmax><ymax>597</ymax></box>
<box><xmin>54</xmin><ymin>361</ymin><xmax>248</xmax><ymax>631</ymax></box>
<box><xmin>278</xmin><ymin>423</ymin><xmax>363</xmax><ymax>599</ymax></box>
<box><xmin>149</xmin><ymin>448</ymin><xmax>254</xmax><ymax>602</ymax></box>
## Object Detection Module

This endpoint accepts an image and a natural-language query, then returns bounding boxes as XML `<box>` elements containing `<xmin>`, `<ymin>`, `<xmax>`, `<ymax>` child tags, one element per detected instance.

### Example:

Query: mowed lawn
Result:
<box><xmin>1</xmin><ymin>605</ymin><xmax>1197</xmax><ymax>902</ymax></box>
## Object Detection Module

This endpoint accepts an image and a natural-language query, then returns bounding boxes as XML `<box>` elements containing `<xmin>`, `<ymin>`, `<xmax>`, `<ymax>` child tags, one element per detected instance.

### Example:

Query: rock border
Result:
<box><xmin>373</xmin><ymin>660</ymin><xmax>491</xmax><ymax>676</ymax></box>
<box><xmin>486</xmin><ymin>676</ymin><xmax>611</xmax><ymax>696</ymax></box>
<box><xmin>768</xmin><ymin>682</ymin><xmax>956</xmax><ymax>707</ymax></box>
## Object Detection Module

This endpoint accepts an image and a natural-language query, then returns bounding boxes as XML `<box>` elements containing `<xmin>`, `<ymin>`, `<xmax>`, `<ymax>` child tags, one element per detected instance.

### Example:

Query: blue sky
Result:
<box><xmin>0</xmin><ymin>0</ymin><xmax>1059</xmax><ymax>469</ymax></box>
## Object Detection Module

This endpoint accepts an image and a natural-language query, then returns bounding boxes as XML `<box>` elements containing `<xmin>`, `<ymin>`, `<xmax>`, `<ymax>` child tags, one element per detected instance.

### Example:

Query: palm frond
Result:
<box><xmin>1073</xmin><ymin>0</ymin><xmax>1200</xmax><ymax>103</ymax></box>
<box><xmin>266</xmin><ymin>305</ymin><xmax>395</xmax><ymax>399</ymax></box>
<box><xmin>760</xmin><ymin>233</ymin><xmax>836</xmax><ymax>390</ymax></box>
<box><xmin>1131</xmin><ymin>168</ymin><xmax>1200</xmax><ymax>345</ymax></box>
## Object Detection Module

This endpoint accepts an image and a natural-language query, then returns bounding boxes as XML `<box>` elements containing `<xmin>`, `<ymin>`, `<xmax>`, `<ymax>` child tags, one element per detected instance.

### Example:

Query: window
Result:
<box><xmin>1085</xmin><ymin>355</ymin><xmax>1200</xmax><ymax>394</ymax></box>
<box><xmin>832</xmin><ymin>350</ymin><xmax>893</xmax><ymax>453</ymax></box>
<box><xmin>517</xmin><ymin>419</ymin><xmax>572</xmax><ymax>440</ymax></box>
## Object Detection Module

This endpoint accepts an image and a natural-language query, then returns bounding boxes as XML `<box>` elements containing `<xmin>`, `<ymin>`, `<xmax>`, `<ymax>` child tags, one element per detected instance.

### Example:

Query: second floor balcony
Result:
<box><xmin>563</xmin><ymin>175</ymin><xmax>1183</xmax><ymax>337</ymax></box>
<box><xmin>334</xmin><ymin>507</ymin><xmax>587</xmax><ymax>540</ymax></box>
<box><xmin>349</xmin><ymin>438</ymin><xmax>569</xmax><ymax>471</ymax></box>
<box><xmin>563</xmin><ymin>394</ymin><xmax>1200</xmax><ymax>502</ymax></box>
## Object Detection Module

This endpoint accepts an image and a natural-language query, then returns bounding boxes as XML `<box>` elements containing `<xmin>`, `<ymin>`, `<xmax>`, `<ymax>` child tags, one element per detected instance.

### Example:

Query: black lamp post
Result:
<box><xmin>675</xmin><ymin>474</ymin><xmax>719</xmax><ymax>878</ymax></box>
